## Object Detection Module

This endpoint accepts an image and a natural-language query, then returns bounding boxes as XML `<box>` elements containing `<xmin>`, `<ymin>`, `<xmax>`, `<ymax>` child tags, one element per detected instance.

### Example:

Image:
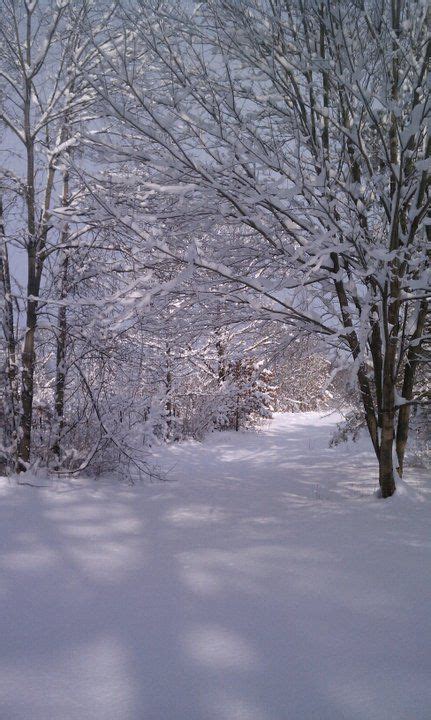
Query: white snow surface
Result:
<box><xmin>1</xmin><ymin>412</ymin><xmax>430</xmax><ymax>720</ymax></box>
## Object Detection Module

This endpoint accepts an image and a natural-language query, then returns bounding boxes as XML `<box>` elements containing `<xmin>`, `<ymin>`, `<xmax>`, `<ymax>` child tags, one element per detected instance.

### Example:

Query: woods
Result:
<box><xmin>1</xmin><ymin>0</ymin><xmax>430</xmax><ymax>496</ymax></box>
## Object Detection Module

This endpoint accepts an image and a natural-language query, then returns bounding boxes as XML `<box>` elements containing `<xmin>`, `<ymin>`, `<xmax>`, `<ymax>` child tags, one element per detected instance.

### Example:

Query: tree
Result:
<box><xmin>1</xmin><ymin>194</ymin><xmax>19</xmax><ymax>470</ymax></box>
<box><xmin>0</xmin><ymin>0</ymin><xmax>95</xmax><ymax>469</ymax></box>
<box><xmin>90</xmin><ymin>0</ymin><xmax>430</xmax><ymax>496</ymax></box>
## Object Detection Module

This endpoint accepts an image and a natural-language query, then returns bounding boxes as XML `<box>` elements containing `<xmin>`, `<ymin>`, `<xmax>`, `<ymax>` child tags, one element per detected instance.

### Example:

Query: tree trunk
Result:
<box><xmin>165</xmin><ymin>344</ymin><xmax>173</xmax><ymax>439</ymax></box>
<box><xmin>0</xmin><ymin>200</ymin><xmax>19</xmax><ymax>463</ymax></box>
<box><xmin>52</xmin><ymin>159</ymin><xmax>71</xmax><ymax>465</ymax></box>
<box><xmin>396</xmin><ymin>299</ymin><xmax>428</xmax><ymax>477</ymax></box>
<box><xmin>52</xmin><ymin>254</ymin><xmax>69</xmax><ymax>463</ymax></box>
<box><xmin>216</xmin><ymin>334</ymin><xmax>226</xmax><ymax>385</ymax></box>
<box><xmin>17</xmin><ymin>248</ymin><xmax>39</xmax><ymax>470</ymax></box>
<box><xmin>378</xmin><ymin>414</ymin><xmax>397</xmax><ymax>498</ymax></box>
<box><xmin>17</xmin><ymin>67</ymin><xmax>38</xmax><ymax>471</ymax></box>
<box><xmin>378</xmin><ymin>335</ymin><xmax>398</xmax><ymax>498</ymax></box>
<box><xmin>377</xmin><ymin>0</ymin><xmax>402</xmax><ymax>500</ymax></box>
<box><xmin>17</xmin><ymin>82</ymin><xmax>59</xmax><ymax>469</ymax></box>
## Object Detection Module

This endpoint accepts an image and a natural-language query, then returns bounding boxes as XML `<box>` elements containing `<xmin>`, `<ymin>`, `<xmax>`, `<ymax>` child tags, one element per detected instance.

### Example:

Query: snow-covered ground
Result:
<box><xmin>1</xmin><ymin>412</ymin><xmax>430</xmax><ymax>720</ymax></box>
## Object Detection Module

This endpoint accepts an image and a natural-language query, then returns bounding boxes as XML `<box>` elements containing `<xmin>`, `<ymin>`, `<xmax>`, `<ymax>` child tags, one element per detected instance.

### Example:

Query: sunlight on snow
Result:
<box><xmin>184</xmin><ymin>624</ymin><xmax>258</xmax><ymax>671</ymax></box>
<box><xmin>2</xmin><ymin>547</ymin><xmax>59</xmax><ymax>571</ymax></box>
<box><xmin>166</xmin><ymin>504</ymin><xmax>228</xmax><ymax>526</ymax></box>
<box><xmin>204</xmin><ymin>690</ymin><xmax>269</xmax><ymax>720</ymax></box>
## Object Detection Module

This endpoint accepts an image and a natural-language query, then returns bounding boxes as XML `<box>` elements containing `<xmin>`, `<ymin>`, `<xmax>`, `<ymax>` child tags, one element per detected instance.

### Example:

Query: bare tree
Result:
<box><xmin>0</xmin><ymin>0</ymin><xmax>95</xmax><ymax>469</ymax></box>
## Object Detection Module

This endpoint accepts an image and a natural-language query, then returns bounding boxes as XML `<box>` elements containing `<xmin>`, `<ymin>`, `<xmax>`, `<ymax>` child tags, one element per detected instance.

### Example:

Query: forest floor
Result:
<box><xmin>1</xmin><ymin>412</ymin><xmax>430</xmax><ymax>720</ymax></box>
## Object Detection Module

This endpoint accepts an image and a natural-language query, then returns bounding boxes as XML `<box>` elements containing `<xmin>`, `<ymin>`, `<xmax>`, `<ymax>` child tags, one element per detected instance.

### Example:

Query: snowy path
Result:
<box><xmin>1</xmin><ymin>413</ymin><xmax>430</xmax><ymax>720</ymax></box>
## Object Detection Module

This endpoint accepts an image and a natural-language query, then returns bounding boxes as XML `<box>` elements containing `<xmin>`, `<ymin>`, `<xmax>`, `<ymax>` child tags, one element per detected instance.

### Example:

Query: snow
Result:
<box><xmin>1</xmin><ymin>412</ymin><xmax>430</xmax><ymax>720</ymax></box>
